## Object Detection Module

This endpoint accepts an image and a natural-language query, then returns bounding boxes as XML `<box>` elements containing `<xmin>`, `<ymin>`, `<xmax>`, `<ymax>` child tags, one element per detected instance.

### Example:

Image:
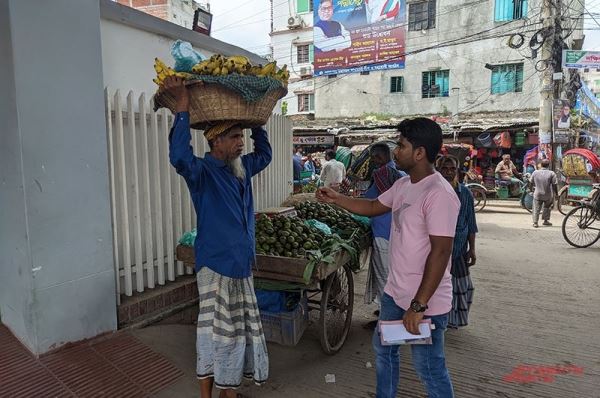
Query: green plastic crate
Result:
<box><xmin>497</xmin><ymin>186</ymin><xmax>509</xmax><ymax>199</ymax></box>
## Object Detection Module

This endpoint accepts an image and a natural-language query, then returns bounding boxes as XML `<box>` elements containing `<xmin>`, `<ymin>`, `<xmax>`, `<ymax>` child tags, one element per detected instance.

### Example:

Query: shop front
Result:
<box><xmin>460</xmin><ymin>127</ymin><xmax>539</xmax><ymax>190</ymax></box>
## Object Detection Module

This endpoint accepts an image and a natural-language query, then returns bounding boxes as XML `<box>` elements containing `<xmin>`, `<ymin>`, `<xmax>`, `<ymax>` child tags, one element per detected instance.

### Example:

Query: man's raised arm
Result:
<box><xmin>316</xmin><ymin>187</ymin><xmax>390</xmax><ymax>217</ymax></box>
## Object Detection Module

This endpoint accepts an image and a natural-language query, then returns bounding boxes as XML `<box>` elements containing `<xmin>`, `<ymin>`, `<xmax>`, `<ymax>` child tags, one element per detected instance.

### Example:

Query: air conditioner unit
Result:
<box><xmin>300</xmin><ymin>66</ymin><xmax>313</xmax><ymax>76</ymax></box>
<box><xmin>287</xmin><ymin>15</ymin><xmax>303</xmax><ymax>29</ymax></box>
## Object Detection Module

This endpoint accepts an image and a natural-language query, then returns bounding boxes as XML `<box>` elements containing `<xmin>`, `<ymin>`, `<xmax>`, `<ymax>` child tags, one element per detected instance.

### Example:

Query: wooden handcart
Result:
<box><xmin>176</xmin><ymin>236</ymin><xmax>370</xmax><ymax>355</ymax></box>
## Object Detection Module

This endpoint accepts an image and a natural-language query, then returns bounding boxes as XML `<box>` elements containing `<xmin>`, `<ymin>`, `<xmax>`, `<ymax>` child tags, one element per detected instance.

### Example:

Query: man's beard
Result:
<box><xmin>227</xmin><ymin>156</ymin><xmax>246</xmax><ymax>180</ymax></box>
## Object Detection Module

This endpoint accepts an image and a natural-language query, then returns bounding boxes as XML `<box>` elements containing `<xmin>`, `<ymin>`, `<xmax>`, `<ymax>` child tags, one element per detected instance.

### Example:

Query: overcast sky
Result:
<box><xmin>207</xmin><ymin>0</ymin><xmax>600</xmax><ymax>56</ymax></box>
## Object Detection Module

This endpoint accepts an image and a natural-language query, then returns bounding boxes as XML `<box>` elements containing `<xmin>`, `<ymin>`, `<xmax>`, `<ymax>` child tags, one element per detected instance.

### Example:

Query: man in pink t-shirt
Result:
<box><xmin>317</xmin><ymin>118</ymin><xmax>459</xmax><ymax>398</ymax></box>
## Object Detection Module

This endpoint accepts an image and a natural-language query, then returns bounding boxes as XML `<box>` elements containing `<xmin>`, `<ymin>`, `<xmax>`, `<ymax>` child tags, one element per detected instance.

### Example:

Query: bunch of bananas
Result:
<box><xmin>190</xmin><ymin>54</ymin><xmax>290</xmax><ymax>86</ymax></box>
<box><xmin>192</xmin><ymin>54</ymin><xmax>251</xmax><ymax>75</ymax></box>
<box><xmin>153</xmin><ymin>58</ymin><xmax>193</xmax><ymax>85</ymax></box>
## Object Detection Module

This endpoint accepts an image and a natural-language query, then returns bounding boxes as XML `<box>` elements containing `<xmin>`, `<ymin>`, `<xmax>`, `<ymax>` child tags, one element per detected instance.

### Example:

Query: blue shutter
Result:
<box><xmin>515</xmin><ymin>63</ymin><xmax>524</xmax><ymax>92</ymax></box>
<box><xmin>491</xmin><ymin>68</ymin><xmax>501</xmax><ymax>94</ymax></box>
<box><xmin>495</xmin><ymin>0</ymin><xmax>527</xmax><ymax>21</ymax></box>
<box><xmin>297</xmin><ymin>0</ymin><xmax>309</xmax><ymax>13</ymax></box>
<box><xmin>435</xmin><ymin>70</ymin><xmax>449</xmax><ymax>97</ymax></box>
<box><xmin>495</xmin><ymin>0</ymin><xmax>511</xmax><ymax>22</ymax></box>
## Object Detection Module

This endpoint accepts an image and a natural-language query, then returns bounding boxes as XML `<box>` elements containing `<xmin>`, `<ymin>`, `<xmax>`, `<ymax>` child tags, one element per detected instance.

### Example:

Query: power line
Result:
<box><xmin>577</xmin><ymin>0</ymin><xmax>600</xmax><ymax>28</ymax></box>
<box><xmin>312</xmin><ymin>25</ymin><xmax>544</xmax><ymax>92</ymax></box>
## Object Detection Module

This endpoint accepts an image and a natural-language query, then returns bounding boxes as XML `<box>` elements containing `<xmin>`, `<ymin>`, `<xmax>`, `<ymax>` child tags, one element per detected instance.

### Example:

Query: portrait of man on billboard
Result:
<box><xmin>314</xmin><ymin>0</ymin><xmax>353</xmax><ymax>54</ymax></box>
<box><xmin>554</xmin><ymin>100</ymin><xmax>571</xmax><ymax>130</ymax></box>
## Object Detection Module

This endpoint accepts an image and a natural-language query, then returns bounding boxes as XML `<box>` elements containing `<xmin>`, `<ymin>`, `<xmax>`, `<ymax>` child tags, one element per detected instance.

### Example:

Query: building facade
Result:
<box><xmin>116</xmin><ymin>0</ymin><xmax>200</xmax><ymax>29</ymax></box>
<box><xmin>270</xmin><ymin>0</ymin><xmax>585</xmax><ymax>119</ymax></box>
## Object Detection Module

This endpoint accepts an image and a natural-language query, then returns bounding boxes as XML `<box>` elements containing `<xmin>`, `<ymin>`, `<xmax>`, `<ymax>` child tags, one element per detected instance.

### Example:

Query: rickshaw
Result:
<box><xmin>557</xmin><ymin>148</ymin><xmax>600</xmax><ymax>215</ymax></box>
<box><xmin>451</xmin><ymin>142</ymin><xmax>533</xmax><ymax>213</ymax></box>
<box><xmin>439</xmin><ymin>143</ymin><xmax>491</xmax><ymax>212</ymax></box>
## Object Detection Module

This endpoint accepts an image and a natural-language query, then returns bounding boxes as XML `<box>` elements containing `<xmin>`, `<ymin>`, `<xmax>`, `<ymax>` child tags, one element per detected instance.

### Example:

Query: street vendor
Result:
<box><xmin>316</xmin><ymin>118</ymin><xmax>459</xmax><ymax>397</ymax></box>
<box><xmin>495</xmin><ymin>154</ymin><xmax>523</xmax><ymax>187</ymax></box>
<box><xmin>163</xmin><ymin>76</ymin><xmax>270</xmax><ymax>398</ymax></box>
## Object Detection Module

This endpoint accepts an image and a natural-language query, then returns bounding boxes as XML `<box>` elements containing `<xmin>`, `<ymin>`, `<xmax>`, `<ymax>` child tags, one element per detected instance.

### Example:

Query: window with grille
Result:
<box><xmin>297</xmin><ymin>44</ymin><xmax>310</xmax><ymax>64</ymax></box>
<box><xmin>422</xmin><ymin>70</ymin><xmax>449</xmax><ymax>98</ymax></box>
<box><xmin>408</xmin><ymin>0</ymin><xmax>436</xmax><ymax>31</ymax></box>
<box><xmin>390</xmin><ymin>76</ymin><xmax>404</xmax><ymax>93</ymax></box>
<box><xmin>298</xmin><ymin>94</ymin><xmax>315</xmax><ymax>112</ymax></box>
<box><xmin>494</xmin><ymin>0</ymin><xmax>528</xmax><ymax>21</ymax></box>
<box><xmin>491</xmin><ymin>63</ymin><xmax>524</xmax><ymax>94</ymax></box>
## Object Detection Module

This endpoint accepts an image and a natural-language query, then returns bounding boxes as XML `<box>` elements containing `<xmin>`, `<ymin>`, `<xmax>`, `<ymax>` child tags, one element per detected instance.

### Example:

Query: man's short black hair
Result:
<box><xmin>370</xmin><ymin>143</ymin><xmax>391</xmax><ymax>159</ymax></box>
<box><xmin>396</xmin><ymin>118</ymin><xmax>443</xmax><ymax>163</ymax></box>
<box><xmin>541</xmin><ymin>159</ymin><xmax>551</xmax><ymax>168</ymax></box>
<box><xmin>325</xmin><ymin>149</ymin><xmax>336</xmax><ymax>159</ymax></box>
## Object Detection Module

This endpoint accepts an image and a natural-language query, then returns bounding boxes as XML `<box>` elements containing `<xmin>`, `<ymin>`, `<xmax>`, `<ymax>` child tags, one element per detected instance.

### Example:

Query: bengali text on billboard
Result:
<box><xmin>313</xmin><ymin>0</ymin><xmax>406</xmax><ymax>76</ymax></box>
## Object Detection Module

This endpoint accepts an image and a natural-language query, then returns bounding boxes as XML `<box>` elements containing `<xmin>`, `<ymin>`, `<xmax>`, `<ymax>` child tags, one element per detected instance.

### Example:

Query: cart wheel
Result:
<box><xmin>470</xmin><ymin>186</ymin><xmax>487</xmax><ymax>213</ymax></box>
<box><xmin>562</xmin><ymin>206</ymin><xmax>600</xmax><ymax>248</ymax></box>
<box><xmin>319</xmin><ymin>265</ymin><xmax>354</xmax><ymax>355</ymax></box>
<box><xmin>557</xmin><ymin>190</ymin><xmax>575</xmax><ymax>216</ymax></box>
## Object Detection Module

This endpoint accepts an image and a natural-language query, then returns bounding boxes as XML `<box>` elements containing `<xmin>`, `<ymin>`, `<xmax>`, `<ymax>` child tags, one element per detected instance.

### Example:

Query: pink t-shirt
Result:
<box><xmin>378</xmin><ymin>172</ymin><xmax>460</xmax><ymax>316</ymax></box>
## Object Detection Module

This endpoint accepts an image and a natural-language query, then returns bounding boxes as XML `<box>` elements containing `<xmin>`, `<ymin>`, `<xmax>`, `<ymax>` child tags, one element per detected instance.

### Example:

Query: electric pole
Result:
<box><xmin>538</xmin><ymin>0</ymin><xmax>556</xmax><ymax>165</ymax></box>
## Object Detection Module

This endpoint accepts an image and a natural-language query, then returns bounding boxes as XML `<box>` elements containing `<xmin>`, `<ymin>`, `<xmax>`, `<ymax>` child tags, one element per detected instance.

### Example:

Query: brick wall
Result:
<box><xmin>117</xmin><ymin>275</ymin><xmax>198</xmax><ymax>328</ymax></box>
<box><xmin>116</xmin><ymin>0</ymin><xmax>170</xmax><ymax>22</ymax></box>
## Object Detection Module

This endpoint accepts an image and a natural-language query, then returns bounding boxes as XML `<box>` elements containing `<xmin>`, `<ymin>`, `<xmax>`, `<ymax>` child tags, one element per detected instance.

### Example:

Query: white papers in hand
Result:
<box><xmin>379</xmin><ymin>321</ymin><xmax>433</xmax><ymax>345</ymax></box>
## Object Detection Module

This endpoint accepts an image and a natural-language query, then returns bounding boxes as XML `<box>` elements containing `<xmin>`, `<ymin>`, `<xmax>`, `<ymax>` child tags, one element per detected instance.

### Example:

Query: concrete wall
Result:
<box><xmin>0</xmin><ymin>0</ymin><xmax>36</xmax><ymax>351</ymax></box>
<box><xmin>0</xmin><ymin>0</ymin><xmax>117</xmax><ymax>355</ymax></box>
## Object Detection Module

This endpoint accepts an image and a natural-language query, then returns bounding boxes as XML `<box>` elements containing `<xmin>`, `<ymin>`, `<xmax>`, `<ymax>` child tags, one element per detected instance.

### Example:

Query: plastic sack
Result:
<box><xmin>304</xmin><ymin>219</ymin><xmax>332</xmax><ymax>235</ymax></box>
<box><xmin>170</xmin><ymin>40</ymin><xmax>205</xmax><ymax>72</ymax></box>
<box><xmin>178</xmin><ymin>228</ymin><xmax>197</xmax><ymax>246</ymax></box>
<box><xmin>351</xmin><ymin>214</ymin><xmax>370</xmax><ymax>227</ymax></box>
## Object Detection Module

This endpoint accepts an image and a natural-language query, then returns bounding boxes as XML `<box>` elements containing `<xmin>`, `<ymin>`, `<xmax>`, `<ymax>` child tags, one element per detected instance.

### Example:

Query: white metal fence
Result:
<box><xmin>105</xmin><ymin>88</ymin><xmax>293</xmax><ymax>301</ymax></box>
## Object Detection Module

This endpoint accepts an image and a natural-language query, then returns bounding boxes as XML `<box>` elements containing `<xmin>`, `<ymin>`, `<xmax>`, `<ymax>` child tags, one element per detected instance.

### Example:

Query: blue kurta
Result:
<box><xmin>169</xmin><ymin>112</ymin><xmax>272</xmax><ymax>278</ymax></box>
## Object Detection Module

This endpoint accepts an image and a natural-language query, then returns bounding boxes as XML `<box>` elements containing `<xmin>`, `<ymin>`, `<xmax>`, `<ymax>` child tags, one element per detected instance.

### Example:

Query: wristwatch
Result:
<box><xmin>410</xmin><ymin>299</ymin><xmax>428</xmax><ymax>313</ymax></box>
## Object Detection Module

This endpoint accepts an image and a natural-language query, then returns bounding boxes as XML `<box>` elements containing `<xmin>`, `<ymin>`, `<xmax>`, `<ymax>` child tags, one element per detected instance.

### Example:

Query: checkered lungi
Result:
<box><xmin>196</xmin><ymin>266</ymin><xmax>269</xmax><ymax>389</ymax></box>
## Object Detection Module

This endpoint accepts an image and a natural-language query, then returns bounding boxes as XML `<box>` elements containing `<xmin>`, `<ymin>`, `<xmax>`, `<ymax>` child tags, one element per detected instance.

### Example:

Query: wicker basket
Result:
<box><xmin>154</xmin><ymin>81</ymin><xmax>287</xmax><ymax>130</ymax></box>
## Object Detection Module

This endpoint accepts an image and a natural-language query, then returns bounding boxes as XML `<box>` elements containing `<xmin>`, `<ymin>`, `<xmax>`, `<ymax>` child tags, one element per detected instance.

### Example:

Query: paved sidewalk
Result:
<box><xmin>0</xmin><ymin>327</ymin><xmax>183</xmax><ymax>397</ymax></box>
<box><xmin>135</xmin><ymin>202</ymin><xmax>600</xmax><ymax>397</ymax></box>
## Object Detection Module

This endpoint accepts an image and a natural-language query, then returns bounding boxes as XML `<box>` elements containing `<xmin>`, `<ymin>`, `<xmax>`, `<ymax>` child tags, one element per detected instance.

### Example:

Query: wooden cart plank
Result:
<box><xmin>176</xmin><ymin>244</ymin><xmax>352</xmax><ymax>283</ymax></box>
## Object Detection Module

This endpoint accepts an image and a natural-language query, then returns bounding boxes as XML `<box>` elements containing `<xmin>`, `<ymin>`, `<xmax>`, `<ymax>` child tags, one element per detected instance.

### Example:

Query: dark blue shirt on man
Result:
<box><xmin>169</xmin><ymin>112</ymin><xmax>272</xmax><ymax>278</ymax></box>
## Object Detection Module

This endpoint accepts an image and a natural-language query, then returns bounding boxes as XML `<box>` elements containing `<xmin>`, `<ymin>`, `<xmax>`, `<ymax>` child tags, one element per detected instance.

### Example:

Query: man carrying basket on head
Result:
<box><xmin>162</xmin><ymin>76</ymin><xmax>270</xmax><ymax>398</ymax></box>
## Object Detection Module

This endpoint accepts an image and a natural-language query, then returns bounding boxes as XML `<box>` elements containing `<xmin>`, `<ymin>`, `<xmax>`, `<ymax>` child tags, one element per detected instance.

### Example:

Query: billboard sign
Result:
<box><xmin>553</xmin><ymin>99</ymin><xmax>571</xmax><ymax>130</ymax></box>
<box><xmin>313</xmin><ymin>0</ymin><xmax>406</xmax><ymax>76</ymax></box>
<box><xmin>562</xmin><ymin>50</ymin><xmax>600</xmax><ymax>69</ymax></box>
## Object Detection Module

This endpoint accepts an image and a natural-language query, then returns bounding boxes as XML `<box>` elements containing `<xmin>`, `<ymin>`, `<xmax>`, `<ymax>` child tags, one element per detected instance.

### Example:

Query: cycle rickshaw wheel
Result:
<box><xmin>562</xmin><ymin>206</ymin><xmax>600</xmax><ymax>248</ymax></box>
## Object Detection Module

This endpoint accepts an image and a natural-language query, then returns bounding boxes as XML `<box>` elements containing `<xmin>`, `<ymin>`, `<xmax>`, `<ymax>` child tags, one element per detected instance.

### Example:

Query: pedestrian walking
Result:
<box><xmin>437</xmin><ymin>156</ymin><xmax>478</xmax><ymax>329</ymax></box>
<box><xmin>320</xmin><ymin>149</ymin><xmax>346</xmax><ymax>189</ymax></box>
<box><xmin>531</xmin><ymin>159</ymin><xmax>558</xmax><ymax>228</ymax></box>
<box><xmin>316</xmin><ymin>118</ymin><xmax>459</xmax><ymax>398</ymax></box>
<box><xmin>164</xmin><ymin>76</ymin><xmax>270</xmax><ymax>398</ymax></box>
<box><xmin>363</xmin><ymin>143</ymin><xmax>406</xmax><ymax>328</ymax></box>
